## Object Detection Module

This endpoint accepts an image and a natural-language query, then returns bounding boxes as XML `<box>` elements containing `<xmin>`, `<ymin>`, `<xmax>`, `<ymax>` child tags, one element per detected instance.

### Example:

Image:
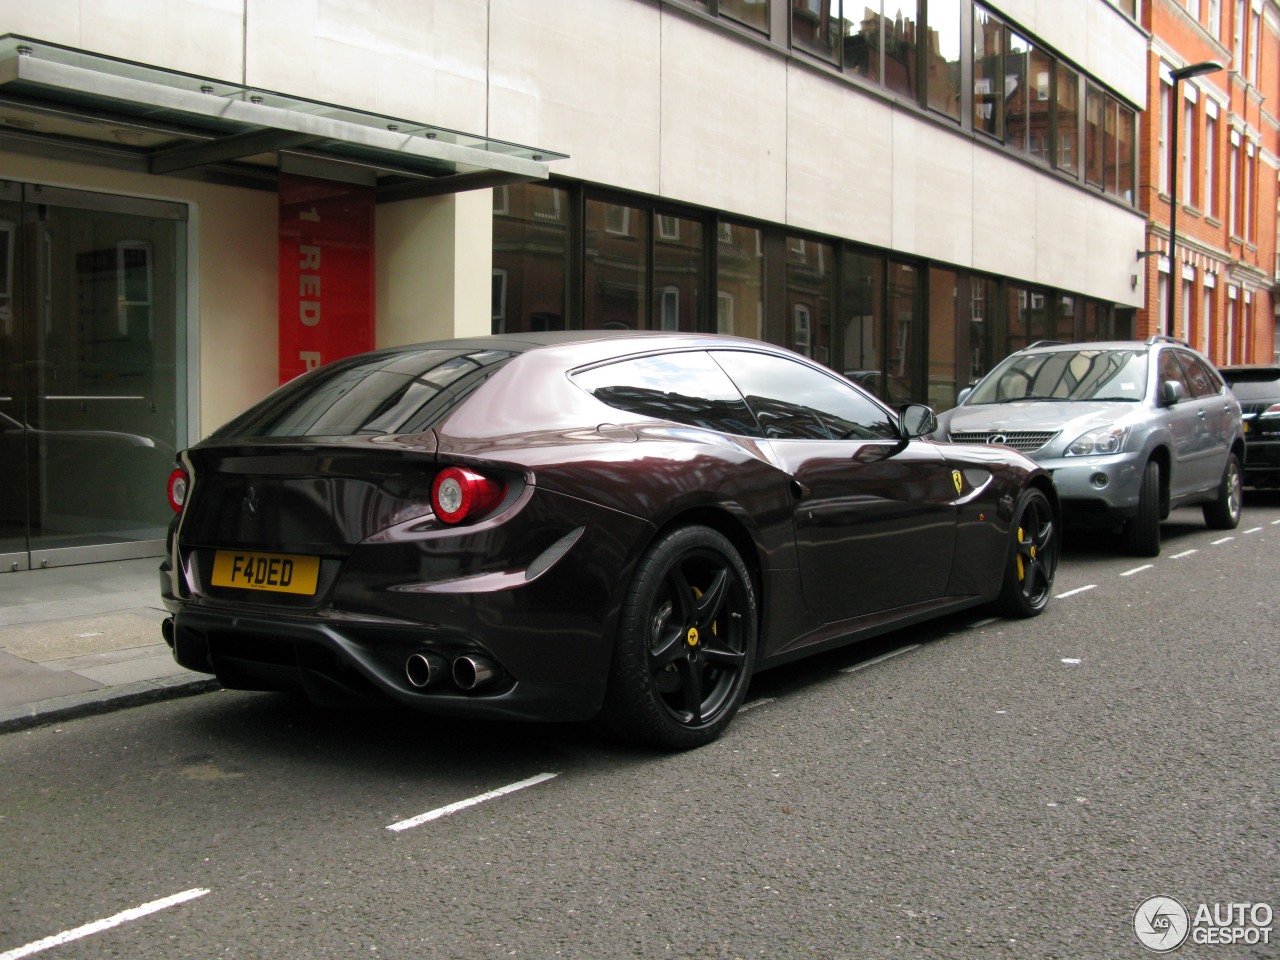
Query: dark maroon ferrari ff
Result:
<box><xmin>161</xmin><ymin>331</ymin><xmax>1058</xmax><ymax>748</ymax></box>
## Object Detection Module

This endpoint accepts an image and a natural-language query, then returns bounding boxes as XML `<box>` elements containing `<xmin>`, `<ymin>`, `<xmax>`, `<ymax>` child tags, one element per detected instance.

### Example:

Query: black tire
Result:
<box><xmin>1202</xmin><ymin>453</ymin><xmax>1243</xmax><ymax>530</ymax></box>
<box><xmin>601</xmin><ymin>526</ymin><xmax>757</xmax><ymax>750</ymax></box>
<box><xmin>1123</xmin><ymin>460</ymin><xmax>1162</xmax><ymax>557</ymax></box>
<box><xmin>994</xmin><ymin>487</ymin><xmax>1058</xmax><ymax>618</ymax></box>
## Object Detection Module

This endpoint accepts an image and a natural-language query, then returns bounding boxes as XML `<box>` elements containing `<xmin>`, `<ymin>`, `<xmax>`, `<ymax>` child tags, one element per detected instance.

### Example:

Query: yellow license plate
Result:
<box><xmin>211</xmin><ymin>551</ymin><xmax>320</xmax><ymax>595</ymax></box>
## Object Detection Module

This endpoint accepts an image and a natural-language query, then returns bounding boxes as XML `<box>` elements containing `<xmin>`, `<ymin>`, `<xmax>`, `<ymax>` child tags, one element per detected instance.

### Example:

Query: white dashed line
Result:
<box><xmin>1243</xmin><ymin>526</ymin><xmax>1262</xmax><ymax>534</ymax></box>
<box><xmin>1169</xmin><ymin>549</ymin><xmax>1198</xmax><ymax>559</ymax></box>
<box><xmin>739</xmin><ymin>697</ymin><xmax>776</xmax><ymax>713</ymax></box>
<box><xmin>1211</xmin><ymin>536</ymin><xmax>1235</xmax><ymax>545</ymax></box>
<box><xmin>1061</xmin><ymin>658</ymin><xmax>1082</xmax><ymax>665</ymax></box>
<box><xmin>1055</xmin><ymin>584</ymin><xmax>1098</xmax><ymax>599</ymax></box>
<box><xmin>1121</xmin><ymin>565</ymin><xmax>1153</xmax><ymax>577</ymax></box>
<box><xmin>0</xmin><ymin>888</ymin><xmax>210</xmax><ymax>960</ymax></box>
<box><xmin>386</xmin><ymin>773</ymin><xmax>558</xmax><ymax>832</ymax></box>
<box><xmin>839</xmin><ymin>644</ymin><xmax>921</xmax><ymax>674</ymax></box>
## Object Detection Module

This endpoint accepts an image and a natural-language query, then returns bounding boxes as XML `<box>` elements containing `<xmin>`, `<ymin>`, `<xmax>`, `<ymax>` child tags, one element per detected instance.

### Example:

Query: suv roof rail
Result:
<box><xmin>1024</xmin><ymin>340</ymin><xmax>1067</xmax><ymax>350</ymax></box>
<box><xmin>1145</xmin><ymin>334</ymin><xmax>1191</xmax><ymax>347</ymax></box>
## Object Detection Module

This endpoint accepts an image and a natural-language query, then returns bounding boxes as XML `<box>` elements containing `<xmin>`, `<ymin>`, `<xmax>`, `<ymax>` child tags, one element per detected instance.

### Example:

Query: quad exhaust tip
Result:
<box><xmin>405</xmin><ymin>651</ymin><xmax>499</xmax><ymax>691</ymax></box>
<box><xmin>452</xmin><ymin>654</ymin><xmax>498</xmax><ymax>691</ymax></box>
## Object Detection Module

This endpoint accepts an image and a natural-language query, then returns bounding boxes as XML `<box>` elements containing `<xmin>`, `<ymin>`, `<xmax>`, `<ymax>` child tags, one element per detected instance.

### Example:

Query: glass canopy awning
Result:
<box><xmin>0</xmin><ymin>35</ymin><xmax>566</xmax><ymax>200</ymax></box>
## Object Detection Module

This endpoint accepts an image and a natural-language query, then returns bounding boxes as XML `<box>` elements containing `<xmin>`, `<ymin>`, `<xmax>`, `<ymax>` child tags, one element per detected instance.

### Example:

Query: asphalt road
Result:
<box><xmin>2</xmin><ymin>495</ymin><xmax>1278</xmax><ymax>960</ymax></box>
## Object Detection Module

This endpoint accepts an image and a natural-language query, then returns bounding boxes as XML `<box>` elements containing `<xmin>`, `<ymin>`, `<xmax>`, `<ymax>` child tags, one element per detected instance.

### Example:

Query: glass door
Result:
<box><xmin>0</xmin><ymin>183</ymin><xmax>187</xmax><ymax>573</ymax></box>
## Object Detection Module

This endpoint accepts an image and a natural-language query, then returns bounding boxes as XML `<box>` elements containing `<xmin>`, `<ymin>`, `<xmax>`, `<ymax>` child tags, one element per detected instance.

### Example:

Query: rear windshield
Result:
<box><xmin>968</xmin><ymin>349</ymin><xmax>1147</xmax><ymax>404</ymax></box>
<box><xmin>1221</xmin><ymin>370</ymin><xmax>1280</xmax><ymax>401</ymax></box>
<box><xmin>209</xmin><ymin>348</ymin><xmax>515</xmax><ymax>439</ymax></box>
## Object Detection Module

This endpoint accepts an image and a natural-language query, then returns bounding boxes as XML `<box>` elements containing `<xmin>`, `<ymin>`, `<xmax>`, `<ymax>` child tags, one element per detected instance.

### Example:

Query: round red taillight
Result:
<box><xmin>167</xmin><ymin>467</ymin><xmax>188</xmax><ymax>513</ymax></box>
<box><xmin>431</xmin><ymin>467</ymin><xmax>504</xmax><ymax>524</ymax></box>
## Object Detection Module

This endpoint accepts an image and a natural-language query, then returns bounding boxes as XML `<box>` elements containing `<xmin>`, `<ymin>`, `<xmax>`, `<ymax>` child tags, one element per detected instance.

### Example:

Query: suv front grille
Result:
<box><xmin>947</xmin><ymin>430</ymin><xmax>1059</xmax><ymax>453</ymax></box>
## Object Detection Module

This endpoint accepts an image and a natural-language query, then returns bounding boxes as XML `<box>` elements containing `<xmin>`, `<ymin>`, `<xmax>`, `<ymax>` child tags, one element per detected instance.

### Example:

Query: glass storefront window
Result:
<box><xmin>840</xmin><ymin>250</ymin><xmax>883</xmax><ymax>380</ymax></box>
<box><xmin>492</xmin><ymin>183</ymin><xmax>569</xmax><ymax>333</ymax></box>
<box><xmin>584</xmin><ymin>198</ymin><xmax>648</xmax><ymax>330</ymax></box>
<box><xmin>786</xmin><ymin>236</ymin><xmax>834</xmax><ymax>363</ymax></box>
<box><xmin>717</xmin><ymin>221</ymin><xmax>764</xmax><ymax>339</ymax></box>
<box><xmin>928</xmin><ymin>267</ymin><xmax>959</xmax><ymax>410</ymax></box>
<box><xmin>1056</xmin><ymin>294</ymin><xmax>1078</xmax><ymax>341</ymax></box>
<box><xmin>969</xmin><ymin>276</ymin><xmax>998</xmax><ymax>385</ymax></box>
<box><xmin>886</xmin><ymin>261</ymin><xmax>919</xmax><ymax>399</ymax></box>
<box><xmin>654</xmin><ymin>213</ymin><xmax>705</xmax><ymax>332</ymax></box>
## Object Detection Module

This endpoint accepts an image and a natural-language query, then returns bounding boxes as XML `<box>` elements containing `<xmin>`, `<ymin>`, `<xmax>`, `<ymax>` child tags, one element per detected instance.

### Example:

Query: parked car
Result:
<box><xmin>161</xmin><ymin>331</ymin><xmax>1059</xmax><ymax>749</ymax></box>
<box><xmin>933</xmin><ymin>337</ymin><xmax>1243</xmax><ymax>557</ymax></box>
<box><xmin>1218</xmin><ymin>364</ymin><xmax>1280</xmax><ymax>488</ymax></box>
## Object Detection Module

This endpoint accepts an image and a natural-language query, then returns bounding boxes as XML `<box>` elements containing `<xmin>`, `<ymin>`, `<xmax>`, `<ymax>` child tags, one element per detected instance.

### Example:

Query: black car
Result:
<box><xmin>1219</xmin><ymin>364</ymin><xmax>1280</xmax><ymax>487</ymax></box>
<box><xmin>161</xmin><ymin>331</ymin><xmax>1059</xmax><ymax>749</ymax></box>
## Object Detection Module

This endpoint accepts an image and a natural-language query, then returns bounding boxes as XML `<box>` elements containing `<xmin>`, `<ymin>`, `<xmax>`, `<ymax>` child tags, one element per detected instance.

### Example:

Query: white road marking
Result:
<box><xmin>0</xmin><ymin>888</ymin><xmax>210</xmax><ymax>960</ymax></box>
<box><xmin>839</xmin><ymin>644</ymin><xmax>921</xmax><ymax>674</ymax></box>
<box><xmin>1061</xmin><ymin>658</ymin><xmax>1082</xmax><ymax>665</ymax></box>
<box><xmin>1169</xmin><ymin>549</ymin><xmax>1197</xmax><ymax>559</ymax></box>
<box><xmin>1121</xmin><ymin>565</ymin><xmax>1153</xmax><ymax>577</ymax></box>
<box><xmin>1055</xmin><ymin>584</ymin><xmax>1098</xmax><ymax>599</ymax></box>
<box><xmin>738</xmin><ymin>697</ymin><xmax>776</xmax><ymax>713</ymax></box>
<box><xmin>1211</xmin><ymin>536</ymin><xmax>1235</xmax><ymax>545</ymax></box>
<box><xmin>1243</xmin><ymin>526</ymin><xmax>1262</xmax><ymax>534</ymax></box>
<box><xmin>968</xmin><ymin>617</ymin><xmax>1001</xmax><ymax>629</ymax></box>
<box><xmin>386</xmin><ymin>773</ymin><xmax>558</xmax><ymax>832</ymax></box>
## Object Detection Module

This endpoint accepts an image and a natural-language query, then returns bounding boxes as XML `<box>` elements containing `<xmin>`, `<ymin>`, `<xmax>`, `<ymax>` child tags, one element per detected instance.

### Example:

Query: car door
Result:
<box><xmin>712</xmin><ymin>350</ymin><xmax>957</xmax><ymax>624</ymax></box>
<box><xmin>1177</xmin><ymin>350</ymin><xmax>1235</xmax><ymax>491</ymax></box>
<box><xmin>1156</xmin><ymin>348</ymin><xmax>1209</xmax><ymax>498</ymax></box>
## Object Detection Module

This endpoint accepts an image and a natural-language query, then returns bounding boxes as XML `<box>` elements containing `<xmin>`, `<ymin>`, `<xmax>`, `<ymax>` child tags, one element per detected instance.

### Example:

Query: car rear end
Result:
<box><xmin>1220</xmin><ymin>365</ymin><xmax>1280</xmax><ymax>486</ymax></box>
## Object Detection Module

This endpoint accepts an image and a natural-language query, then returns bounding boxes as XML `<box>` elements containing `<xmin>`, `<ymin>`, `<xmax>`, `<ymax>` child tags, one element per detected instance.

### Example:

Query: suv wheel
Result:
<box><xmin>1202</xmin><ymin>454</ymin><xmax>1243</xmax><ymax>530</ymax></box>
<box><xmin>1123</xmin><ymin>460</ymin><xmax>1161</xmax><ymax>557</ymax></box>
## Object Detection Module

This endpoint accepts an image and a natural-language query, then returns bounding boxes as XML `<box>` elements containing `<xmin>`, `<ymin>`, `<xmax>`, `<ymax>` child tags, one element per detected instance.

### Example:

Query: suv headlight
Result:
<box><xmin>1065</xmin><ymin>425</ymin><xmax>1129</xmax><ymax>456</ymax></box>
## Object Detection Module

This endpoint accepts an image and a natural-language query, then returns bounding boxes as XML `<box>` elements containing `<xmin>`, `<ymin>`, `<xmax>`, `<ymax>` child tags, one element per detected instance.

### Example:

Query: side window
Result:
<box><xmin>1158</xmin><ymin>350</ymin><xmax>1192</xmax><ymax>396</ymax></box>
<box><xmin>1176</xmin><ymin>352</ymin><xmax>1221</xmax><ymax>398</ymax></box>
<box><xmin>571</xmin><ymin>351</ymin><xmax>762</xmax><ymax>437</ymax></box>
<box><xmin>711</xmin><ymin>350</ymin><xmax>898</xmax><ymax>441</ymax></box>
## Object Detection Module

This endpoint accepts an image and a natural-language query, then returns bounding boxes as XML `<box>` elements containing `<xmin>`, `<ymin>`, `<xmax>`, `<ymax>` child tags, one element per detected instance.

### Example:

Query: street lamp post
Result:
<box><xmin>1165</xmin><ymin>60</ymin><xmax>1223</xmax><ymax>338</ymax></box>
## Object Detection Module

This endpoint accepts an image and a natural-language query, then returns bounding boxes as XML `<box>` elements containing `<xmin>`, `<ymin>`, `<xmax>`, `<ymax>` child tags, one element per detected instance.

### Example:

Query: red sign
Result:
<box><xmin>278</xmin><ymin>174</ymin><xmax>375</xmax><ymax>383</ymax></box>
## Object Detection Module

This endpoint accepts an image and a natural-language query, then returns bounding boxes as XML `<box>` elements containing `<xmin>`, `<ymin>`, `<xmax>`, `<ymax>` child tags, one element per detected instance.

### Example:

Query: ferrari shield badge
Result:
<box><xmin>952</xmin><ymin>469</ymin><xmax>964</xmax><ymax>496</ymax></box>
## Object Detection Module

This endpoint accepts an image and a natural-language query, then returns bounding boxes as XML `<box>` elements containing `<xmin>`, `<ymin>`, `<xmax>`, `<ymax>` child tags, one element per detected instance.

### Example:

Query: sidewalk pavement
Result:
<box><xmin>0</xmin><ymin>557</ymin><xmax>219</xmax><ymax>734</ymax></box>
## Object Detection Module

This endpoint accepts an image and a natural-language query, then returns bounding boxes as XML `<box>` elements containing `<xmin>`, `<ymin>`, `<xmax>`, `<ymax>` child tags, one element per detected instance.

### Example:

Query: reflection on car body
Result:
<box><xmin>161</xmin><ymin>331</ymin><xmax>1059</xmax><ymax>749</ymax></box>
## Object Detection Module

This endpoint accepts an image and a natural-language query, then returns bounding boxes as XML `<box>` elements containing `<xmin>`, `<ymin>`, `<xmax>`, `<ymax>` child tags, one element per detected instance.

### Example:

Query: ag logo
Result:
<box><xmin>951</xmin><ymin>470</ymin><xmax>963</xmax><ymax>496</ymax></box>
<box><xmin>1134</xmin><ymin>896</ymin><xmax>1190</xmax><ymax>952</ymax></box>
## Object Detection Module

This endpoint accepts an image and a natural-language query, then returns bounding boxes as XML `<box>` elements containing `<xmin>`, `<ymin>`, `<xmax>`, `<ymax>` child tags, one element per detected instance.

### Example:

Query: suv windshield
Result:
<box><xmin>968</xmin><ymin>349</ymin><xmax>1148</xmax><ymax>404</ymax></box>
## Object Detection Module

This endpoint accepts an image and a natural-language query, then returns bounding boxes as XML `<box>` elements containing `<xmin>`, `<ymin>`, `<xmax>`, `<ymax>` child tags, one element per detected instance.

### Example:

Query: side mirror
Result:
<box><xmin>899</xmin><ymin>403</ymin><xmax>938</xmax><ymax>438</ymax></box>
<box><xmin>957</xmin><ymin>386</ymin><xmax>973</xmax><ymax>405</ymax></box>
<box><xmin>1161</xmin><ymin>379</ymin><xmax>1187</xmax><ymax>406</ymax></box>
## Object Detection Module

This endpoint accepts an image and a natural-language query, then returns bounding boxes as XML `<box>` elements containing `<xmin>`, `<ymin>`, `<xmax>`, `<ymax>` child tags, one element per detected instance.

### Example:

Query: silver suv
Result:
<box><xmin>934</xmin><ymin>337</ymin><xmax>1244</xmax><ymax>556</ymax></box>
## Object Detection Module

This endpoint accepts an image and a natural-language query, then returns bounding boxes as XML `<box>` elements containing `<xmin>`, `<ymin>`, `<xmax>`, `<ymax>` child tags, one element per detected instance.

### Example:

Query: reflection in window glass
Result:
<box><xmin>793</xmin><ymin>0</ymin><xmax>840</xmax><ymax>61</ymax></box>
<box><xmin>1116</xmin><ymin>104</ymin><xmax>1136</xmax><ymax>202</ymax></box>
<box><xmin>585</xmin><ymin>198</ymin><xmax>648</xmax><ymax>330</ymax></box>
<box><xmin>887</xmin><ymin>262</ymin><xmax>919</xmax><ymax>400</ymax></box>
<box><xmin>1027</xmin><ymin>46</ymin><xmax>1053</xmax><ymax>164</ymax></box>
<box><xmin>843</xmin><ymin>3</ymin><xmax>881</xmax><ymax>82</ymax></box>
<box><xmin>1004</xmin><ymin>32</ymin><xmax>1029</xmax><ymax>151</ymax></box>
<box><xmin>926</xmin><ymin>0</ymin><xmax>961</xmax><ymax>120</ymax></box>
<box><xmin>1104</xmin><ymin>96</ymin><xmax>1120</xmax><ymax>196</ymax></box>
<box><xmin>1055</xmin><ymin>295</ymin><xmax>1077</xmax><ymax>342</ymax></box>
<box><xmin>722</xmin><ymin>0</ymin><xmax>769</xmax><ymax>32</ymax></box>
<box><xmin>492</xmin><ymin>182</ymin><xmax>569</xmax><ymax>333</ymax></box>
<box><xmin>973</xmin><ymin>8</ymin><xmax>1003</xmax><ymax>138</ymax></box>
<box><xmin>786</xmin><ymin>236</ymin><xmax>834</xmax><ymax>363</ymax></box>
<box><xmin>573</xmin><ymin>351</ymin><xmax>761</xmax><ymax>436</ymax></box>
<box><xmin>1055</xmin><ymin>63</ymin><xmax>1079</xmax><ymax>175</ymax></box>
<box><xmin>883</xmin><ymin>0</ymin><xmax>919</xmax><ymax>99</ymax></box>
<box><xmin>1085</xmin><ymin>83</ymin><xmax>1104</xmax><ymax>187</ymax></box>
<box><xmin>971</xmin><ymin>349</ymin><xmax>1147</xmax><ymax>404</ymax></box>
<box><xmin>969</xmin><ymin>276</ymin><xmax>997</xmax><ymax>385</ymax></box>
<box><xmin>717</xmin><ymin>222</ymin><xmax>764</xmax><ymax>339</ymax></box>
<box><xmin>841</xmin><ymin>250</ymin><xmax>883</xmax><ymax>383</ymax></box>
<box><xmin>713</xmin><ymin>350</ymin><xmax>897</xmax><ymax>440</ymax></box>
<box><xmin>654</xmin><ymin>214</ymin><xmax>704</xmax><ymax>332</ymax></box>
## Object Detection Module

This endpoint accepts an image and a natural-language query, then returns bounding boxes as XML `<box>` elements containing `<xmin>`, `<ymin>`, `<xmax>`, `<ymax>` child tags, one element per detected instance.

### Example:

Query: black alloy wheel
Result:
<box><xmin>602</xmin><ymin>526</ymin><xmax>757</xmax><ymax>750</ymax></box>
<box><xmin>995</xmin><ymin>487</ymin><xmax>1058</xmax><ymax>618</ymax></box>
